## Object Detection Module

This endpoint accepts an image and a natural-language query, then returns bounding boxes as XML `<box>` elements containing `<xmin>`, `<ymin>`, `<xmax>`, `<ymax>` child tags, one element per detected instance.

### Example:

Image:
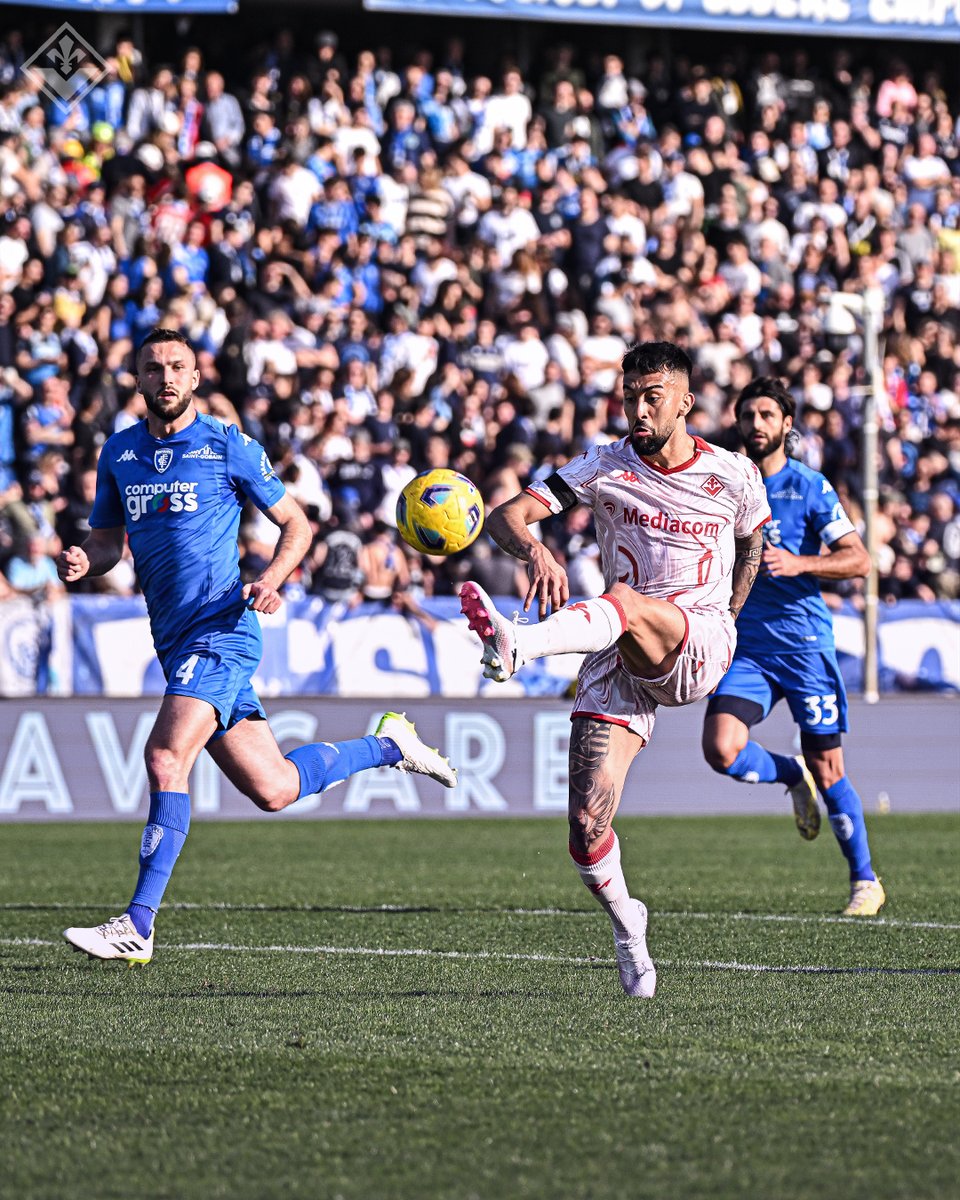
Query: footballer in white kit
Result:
<box><xmin>525</xmin><ymin>430</ymin><xmax>769</xmax><ymax>742</ymax></box>
<box><xmin>460</xmin><ymin>342</ymin><xmax>770</xmax><ymax>999</ymax></box>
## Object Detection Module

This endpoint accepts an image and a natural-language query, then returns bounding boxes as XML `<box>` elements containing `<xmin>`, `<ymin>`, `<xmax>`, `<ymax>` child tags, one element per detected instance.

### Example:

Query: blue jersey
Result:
<box><xmin>735</xmin><ymin>459</ymin><xmax>855</xmax><ymax>656</ymax></box>
<box><xmin>89</xmin><ymin>413</ymin><xmax>285</xmax><ymax>662</ymax></box>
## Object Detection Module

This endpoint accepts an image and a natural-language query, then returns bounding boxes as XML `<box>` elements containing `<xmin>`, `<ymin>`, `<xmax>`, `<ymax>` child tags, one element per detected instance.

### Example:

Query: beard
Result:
<box><xmin>744</xmin><ymin>431</ymin><xmax>784</xmax><ymax>463</ymax></box>
<box><xmin>144</xmin><ymin>388</ymin><xmax>193</xmax><ymax>422</ymax></box>
<box><xmin>630</xmin><ymin>427</ymin><xmax>672</xmax><ymax>457</ymax></box>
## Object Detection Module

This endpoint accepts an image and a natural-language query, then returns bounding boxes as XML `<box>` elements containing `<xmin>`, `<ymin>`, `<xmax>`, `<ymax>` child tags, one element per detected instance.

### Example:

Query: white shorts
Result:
<box><xmin>571</xmin><ymin>607</ymin><xmax>737</xmax><ymax>744</ymax></box>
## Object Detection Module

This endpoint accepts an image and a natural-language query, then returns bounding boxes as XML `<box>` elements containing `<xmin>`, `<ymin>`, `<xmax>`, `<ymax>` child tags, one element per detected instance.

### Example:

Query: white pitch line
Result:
<box><xmin>2</xmin><ymin>901</ymin><xmax>959</xmax><ymax>931</ymax></box>
<box><xmin>1</xmin><ymin>936</ymin><xmax>957</xmax><ymax>976</ymax></box>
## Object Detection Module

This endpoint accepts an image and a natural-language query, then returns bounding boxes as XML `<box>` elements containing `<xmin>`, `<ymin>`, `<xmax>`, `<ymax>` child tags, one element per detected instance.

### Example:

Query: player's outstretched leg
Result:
<box><xmin>460</xmin><ymin>581</ymin><xmax>626</xmax><ymax>682</ymax></box>
<box><xmin>284</xmin><ymin>713</ymin><xmax>457</xmax><ymax>794</ymax></box>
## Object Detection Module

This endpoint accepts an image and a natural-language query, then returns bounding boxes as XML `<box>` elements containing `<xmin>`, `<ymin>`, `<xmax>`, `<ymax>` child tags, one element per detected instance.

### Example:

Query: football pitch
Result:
<box><xmin>2</xmin><ymin>815</ymin><xmax>958</xmax><ymax>1200</ymax></box>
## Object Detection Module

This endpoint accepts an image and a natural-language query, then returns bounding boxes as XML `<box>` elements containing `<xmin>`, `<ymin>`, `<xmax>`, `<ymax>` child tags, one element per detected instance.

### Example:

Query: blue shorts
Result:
<box><xmin>161</xmin><ymin>614</ymin><xmax>265</xmax><ymax>739</ymax></box>
<box><xmin>710</xmin><ymin>648</ymin><xmax>848</xmax><ymax>737</ymax></box>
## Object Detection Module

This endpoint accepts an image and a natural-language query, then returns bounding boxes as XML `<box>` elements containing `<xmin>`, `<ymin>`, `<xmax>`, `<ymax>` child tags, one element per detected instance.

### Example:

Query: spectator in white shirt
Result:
<box><xmin>484</xmin><ymin>68</ymin><xmax>532</xmax><ymax>152</ymax></box>
<box><xmin>477</xmin><ymin>185</ymin><xmax>540</xmax><ymax>269</ymax></box>
<box><xmin>719</xmin><ymin>235</ymin><xmax>762</xmax><ymax>297</ymax></box>
<box><xmin>580</xmin><ymin>312</ymin><xmax>627</xmax><ymax>395</ymax></box>
<box><xmin>499</xmin><ymin>321</ymin><xmax>550</xmax><ymax>392</ymax></box>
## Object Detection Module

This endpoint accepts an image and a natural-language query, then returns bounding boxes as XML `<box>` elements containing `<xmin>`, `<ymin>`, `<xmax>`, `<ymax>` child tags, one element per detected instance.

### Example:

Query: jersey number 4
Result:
<box><xmin>174</xmin><ymin>654</ymin><xmax>200</xmax><ymax>688</ymax></box>
<box><xmin>803</xmin><ymin>693</ymin><xmax>838</xmax><ymax>726</ymax></box>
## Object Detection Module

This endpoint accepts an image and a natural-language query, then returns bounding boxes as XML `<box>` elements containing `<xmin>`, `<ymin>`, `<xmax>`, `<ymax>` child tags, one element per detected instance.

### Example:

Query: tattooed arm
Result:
<box><xmin>729</xmin><ymin>529</ymin><xmax>764</xmax><ymax>620</ymax></box>
<box><xmin>486</xmin><ymin>491</ymin><xmax>570</xmax><ymax>617</ymax></box>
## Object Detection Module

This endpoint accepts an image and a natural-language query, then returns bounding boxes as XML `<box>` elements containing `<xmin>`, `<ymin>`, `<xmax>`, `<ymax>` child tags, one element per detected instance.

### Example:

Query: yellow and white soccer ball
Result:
<box><xmin>396</xmin><ymin>469</ymin><xmax>485</xmax><ymax>556</ymax></box>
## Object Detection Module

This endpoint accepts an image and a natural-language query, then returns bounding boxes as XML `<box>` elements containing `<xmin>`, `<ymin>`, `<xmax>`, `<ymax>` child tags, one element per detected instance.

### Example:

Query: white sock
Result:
<box><xmin>519</xmin><ymin>594</ymin><xmax>627</xmax><ymax>662</ymax></box>
<box><xmin>570</xmin><ymin>829</ymin><xmax>645</xmax><ymax>938</ymax></box>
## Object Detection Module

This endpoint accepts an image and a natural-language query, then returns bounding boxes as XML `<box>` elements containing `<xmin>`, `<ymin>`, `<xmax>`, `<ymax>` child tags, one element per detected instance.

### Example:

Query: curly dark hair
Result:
<box><xmin>734</xmin><ymin>376</ymin><xmax>796</xmax><ymax>421</ymax></box>
<box><xmin>620</xmin><ymin>341</ymin><xmax>693</xmax><ymax>380</ymax></box>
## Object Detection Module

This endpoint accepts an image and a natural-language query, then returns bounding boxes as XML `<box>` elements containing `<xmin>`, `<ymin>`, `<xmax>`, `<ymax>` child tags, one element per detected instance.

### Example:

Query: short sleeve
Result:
<box><xmin>734</xmin><ymin>457</ymin><xmax>771</xmax><ymax>537</ymax></box>
<box><xmin>226</xmin><ymin>426</ymin><xmax>286</xmax><ymax>512</ymax></box>
<box><xmin>89</xmin><ymin>449</ymin><xmax>126</xmax><ymax>529</ymax></box>
<box><xmin>809</xmin><ymin>475</ymin><xmax>856</xmax><ymax>546</ymax></box>
<box><xmin>525</xmin><ymin>445</ymin><xmax>604</xmax><ymax>516</ymax></box>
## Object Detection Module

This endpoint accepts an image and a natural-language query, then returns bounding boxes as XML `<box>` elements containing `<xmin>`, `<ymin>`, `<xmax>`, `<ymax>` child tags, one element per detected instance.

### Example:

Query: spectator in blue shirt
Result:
<box><xmin>246</xmin><ymin>111</ymin><xmax>281</xmax><ymax>174</ymax></box>
<box><xmin>383</xmin><ymin>100</ymin><xmax>431</xmax><ymax>172</ymax></box>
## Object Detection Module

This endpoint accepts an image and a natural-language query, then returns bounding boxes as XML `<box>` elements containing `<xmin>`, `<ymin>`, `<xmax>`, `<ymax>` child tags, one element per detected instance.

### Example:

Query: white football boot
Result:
<box><xmin>613</xmin><ymin>900</ymin><xmax>657</xmax><ymax>998</ymax></box>
<box><xmin>63</xmin><ymin>914</ymin><xmax>154</xmax><ymax>965</ymax></box>
<box><xmin>376</xmin><ymin>712</ymin><xmax>457</xmax><ymax>788</ymax></box>
<box><xmin>459</xmin><ymin>580</ymin><xmax>526</xmax><ymax>682</ymax></box>
<box><xmin>843</xmin><ymin>878</ymin><xmax>886</xmax><ymax>917</ymax></box>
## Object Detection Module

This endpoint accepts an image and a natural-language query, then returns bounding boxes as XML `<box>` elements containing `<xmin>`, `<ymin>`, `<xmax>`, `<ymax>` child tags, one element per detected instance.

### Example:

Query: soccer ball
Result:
<box><xmin>396</xmin><ymin>469</ymin><xmax>485</xmax><ymax>556</ymax></box>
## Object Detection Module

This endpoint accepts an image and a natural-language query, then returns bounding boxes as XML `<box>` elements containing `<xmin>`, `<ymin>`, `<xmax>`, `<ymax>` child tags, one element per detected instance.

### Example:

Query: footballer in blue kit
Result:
<box><xmin>58</xmin><ymin>330</ymin><xmax>457</xmax><ymax>965</ymax></box>
<box><xmin>702</xmin><ymin>377</ymin><xmax>886</xmax><ymax>916</ymax></box>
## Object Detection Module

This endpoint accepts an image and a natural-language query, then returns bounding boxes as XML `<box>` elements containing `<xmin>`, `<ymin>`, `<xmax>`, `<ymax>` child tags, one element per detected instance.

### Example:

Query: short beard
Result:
<box><xmin>630</xmin><ymin>428</ymin><xmax>672</xmax><ymax>457</ymax></box>
<box><xmin>744</xmin><ymin>433</ymin><xmax>783</xmax><ymax>463</ymax></box>
<box><xmin>145</xmin><ymin>389</ymin><xmax>193</xmax><ymax>423</ymax></box>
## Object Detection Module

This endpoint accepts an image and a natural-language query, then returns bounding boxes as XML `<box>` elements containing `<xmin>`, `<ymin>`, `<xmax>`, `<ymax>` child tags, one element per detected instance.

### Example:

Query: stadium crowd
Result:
<box><xmin>0</xmin><ymin>24</ymin><xmax>958</xmax><ymax>617</ymax></box>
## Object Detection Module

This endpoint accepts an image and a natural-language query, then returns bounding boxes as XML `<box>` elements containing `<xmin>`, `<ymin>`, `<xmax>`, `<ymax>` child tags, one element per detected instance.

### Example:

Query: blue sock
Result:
<box><xmin>822</xmin><ymin>777</ymin><xmax>876</xmax><ymax>881</ymax></box>
<box><xmin>127</xmin><ymin>791</ymin><xmax>191</xmax><ymax>937</ymax></box>
<box><xmin>285</xmin><ymin>735</ymin><xmax>401</xmax><ymax>800</ymax></box>
<box><xmin>724</xmin><ymin>741</ymin><xmax>802</xmax><ymax>786</ymax></box>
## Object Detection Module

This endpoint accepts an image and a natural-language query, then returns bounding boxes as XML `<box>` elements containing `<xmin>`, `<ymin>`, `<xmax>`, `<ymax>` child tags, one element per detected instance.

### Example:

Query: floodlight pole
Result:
<box><xmin>860</xmin><ymin>287</ymin><xmax>884</xmax><ymax>705</ymax></box>
<box><xmin>828</xmin><ymin>288</ymin><xmax>884</xmax><ymax>703</ymax></box>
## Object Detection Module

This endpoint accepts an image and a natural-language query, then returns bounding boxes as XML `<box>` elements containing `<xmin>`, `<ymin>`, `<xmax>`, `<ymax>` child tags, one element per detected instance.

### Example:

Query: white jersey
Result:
<box><xmin>527</xmin><ymin>435</ymin><xmax>770</xmax><ymax>615</ymax></box>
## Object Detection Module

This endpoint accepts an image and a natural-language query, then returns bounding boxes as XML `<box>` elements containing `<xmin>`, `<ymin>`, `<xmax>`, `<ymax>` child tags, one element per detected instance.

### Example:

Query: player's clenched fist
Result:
<box><xmin>243</xmin><ymin>580</ymin><xmax>283</xmax><ymax>615</ymax></box>
<box><xmin>57</xmin><ymin>545</ymin><xmax>90</xmax><ymax>583</ymax></box>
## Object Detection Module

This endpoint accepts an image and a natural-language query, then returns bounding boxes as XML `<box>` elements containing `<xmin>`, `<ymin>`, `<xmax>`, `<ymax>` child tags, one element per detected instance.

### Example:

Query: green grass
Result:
<box><xmin>1</xmin><ymin>815</ymin><xmax>958</xmax><ymax>1200</ymax></box>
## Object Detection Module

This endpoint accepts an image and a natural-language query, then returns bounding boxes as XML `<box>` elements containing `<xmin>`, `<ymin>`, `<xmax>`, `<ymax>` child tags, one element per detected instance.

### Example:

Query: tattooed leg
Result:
<box><xmin>568</xmin><ymin>718</ymin><xmax>642</xmax><ymax>854</ymax></box>
<box><xmin>568</xmin><ymin>718</ymin><xmax>647</xmax><ymax>939</ymax></box>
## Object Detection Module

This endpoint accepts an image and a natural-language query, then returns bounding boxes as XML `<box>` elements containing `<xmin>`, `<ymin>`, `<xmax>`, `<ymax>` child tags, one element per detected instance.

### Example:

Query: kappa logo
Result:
<box><xmin>701</xmin><ymin>474</ymin><xmax>725</xmax><ymax>498</ymax></box>
<box><xmin>154</xmin><ymin>448</ymin><xmax>174</xmax><ymax>473</ymax></box>
<box><xmin>568</xmin><ymin>601</ymin><xmax>593</xmax><ymax>623</ymax></box>
<box><xmin>117</xmin><ymin>449</ymin><xmax>137</xmax><ymax>463</ymax></box>
<box><xmin>183</xmin><ymin>445</ymin><xmax>224</xmax><ymax>461</ymax></box>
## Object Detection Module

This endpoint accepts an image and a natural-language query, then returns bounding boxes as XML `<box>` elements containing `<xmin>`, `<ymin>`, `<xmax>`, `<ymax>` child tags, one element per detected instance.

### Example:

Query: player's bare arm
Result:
<box><xmin>763</xmin><ymin>531</ymin><xmax>871</xmax><ymax>580</ymax></box>
<box><xmin>56</xmin><ymin>526</ymin><xmax>125</xmax><ymax>582</ymax></box>
<box><xmin>486</xmin><ymin>490</ymin><xmax>570</xmax><ymax>617</ymax></box>
<box><xmin>243</xmin><ymin>493</ymin><xmax>312</xmax><ymax>614</ymax></box>
<box><xmin>729</xmin><ymin>528</ymin><xmax>763</xmax><ymax>619</ymax></box>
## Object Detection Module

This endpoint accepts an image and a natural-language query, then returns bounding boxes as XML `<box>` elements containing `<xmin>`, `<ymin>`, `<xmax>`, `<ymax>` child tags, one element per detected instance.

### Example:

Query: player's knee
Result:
<box><xmin>144</xmin><ymin>744</ymin><xmax>182</xmax><ymax>790</ymax></box>
<box><xmin>700</xmin><ymin>734</ymin><xmax>739</xmax><ymax>772</ymax></box>
<box><xmin>702</xmin><ymin>734</ymin><xmax>739</xmax><ymax>774</ymax></box>
<box><xmin>246</xmin><ymin>779</ymin><xmax>296</xmax><ymax>813</ymax></box>
<box><xmin>606</xmin><ymin>582</ymin><xmax>649</xmax><ymax>629</ymax></box>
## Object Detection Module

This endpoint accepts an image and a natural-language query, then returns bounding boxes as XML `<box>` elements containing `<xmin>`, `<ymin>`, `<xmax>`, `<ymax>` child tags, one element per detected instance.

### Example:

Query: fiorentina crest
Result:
<box><xmin>154</xmin><ymin>448</ymin><xmax>173</xmax><ymax>473</ymax></box>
